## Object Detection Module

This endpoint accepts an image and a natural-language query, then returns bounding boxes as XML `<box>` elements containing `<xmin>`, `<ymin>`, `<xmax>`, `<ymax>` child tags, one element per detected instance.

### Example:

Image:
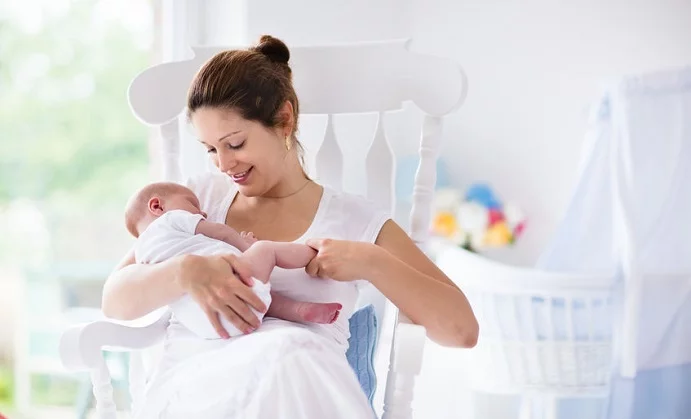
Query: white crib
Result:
<box><xmin>58</xmin><ymin>39</ymin><xmax>469</xmax><ymax>418</ymax></box>
<box><xmin>436</xmin><ymin>245</ymin><xmax>615</xmax><ymax>419</ymax></box>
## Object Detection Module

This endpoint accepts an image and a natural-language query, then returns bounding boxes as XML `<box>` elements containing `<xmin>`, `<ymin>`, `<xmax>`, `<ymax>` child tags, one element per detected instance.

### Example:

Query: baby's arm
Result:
<box><xmin>195</xmin><ymin>220</ymin><xmax>252</xmax><ymax>252</ymax></box>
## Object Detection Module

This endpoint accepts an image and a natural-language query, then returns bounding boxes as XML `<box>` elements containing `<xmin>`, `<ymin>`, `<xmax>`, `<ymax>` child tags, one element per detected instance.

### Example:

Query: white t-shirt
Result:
<box><xmin>162</xmin><ymin>172</ymin><xmax>390</xmax><ymax>353</ymax></box>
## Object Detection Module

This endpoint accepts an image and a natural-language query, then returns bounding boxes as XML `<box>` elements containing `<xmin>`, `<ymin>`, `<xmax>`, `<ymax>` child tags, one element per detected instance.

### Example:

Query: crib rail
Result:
<box><xmin>437</xmin><ymin>246</ymin><xmax>615</xmax><ymax>396</ymax></box>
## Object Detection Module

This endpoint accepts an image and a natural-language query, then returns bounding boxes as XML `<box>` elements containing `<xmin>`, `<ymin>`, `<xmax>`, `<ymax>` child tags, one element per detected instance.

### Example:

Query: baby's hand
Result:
<box><xmin>241</xmin><ymin>231</ymin><xmax>258</xmax><ymax>245</ymax></box>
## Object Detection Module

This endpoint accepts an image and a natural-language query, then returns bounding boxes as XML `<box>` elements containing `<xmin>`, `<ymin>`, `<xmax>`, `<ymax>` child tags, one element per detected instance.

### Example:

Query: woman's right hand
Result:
<box><xmin>176</xmin><ymin>253</ymin><xmax>267</xmax><ymax>338</ymax></box>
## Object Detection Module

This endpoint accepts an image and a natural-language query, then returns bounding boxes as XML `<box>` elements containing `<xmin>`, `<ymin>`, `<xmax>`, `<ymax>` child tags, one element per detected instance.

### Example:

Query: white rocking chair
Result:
<box><xmin>59</xmin><ymin>39</ymin><xmax>468</xmax><ymax>419</ymax></box>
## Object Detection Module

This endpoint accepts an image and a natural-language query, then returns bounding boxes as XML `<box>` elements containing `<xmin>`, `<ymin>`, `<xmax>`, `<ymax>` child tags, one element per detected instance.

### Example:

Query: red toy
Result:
<box><xmin>488</xmin><ymin>208</ymin><xmax>505</xmax><ymax>225</ymax></box>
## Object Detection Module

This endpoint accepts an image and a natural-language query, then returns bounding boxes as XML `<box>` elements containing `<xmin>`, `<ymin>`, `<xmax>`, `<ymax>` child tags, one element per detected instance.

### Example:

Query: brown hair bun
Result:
<box><xmin>252</xmin><ymin>35</ymin><xmax>290</xmax><ymax>64</ymax></box>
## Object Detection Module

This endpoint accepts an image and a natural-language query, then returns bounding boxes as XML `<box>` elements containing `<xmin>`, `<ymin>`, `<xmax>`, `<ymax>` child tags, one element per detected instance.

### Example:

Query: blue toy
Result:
<box><xmin>465</xmin><ymin>183</ymin><xmax>502</xmax><ymax>209</ymax></box>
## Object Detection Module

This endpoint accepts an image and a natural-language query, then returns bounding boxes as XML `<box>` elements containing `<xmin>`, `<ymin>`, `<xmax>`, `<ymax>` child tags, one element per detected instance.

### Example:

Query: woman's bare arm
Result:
<box><xmin>101</xmin><ymin>248</ymin><xmax>187</xmax><ymax>320</ymax></box>
<box><xmin>102</xmin><ymin>248</ymin><xmax>267</xmax><ymax>338</ymax></box>
<box><xmin>368</xmin><ymin>220</ymin><xmax>479</xmax><ymax>348</ymax></box>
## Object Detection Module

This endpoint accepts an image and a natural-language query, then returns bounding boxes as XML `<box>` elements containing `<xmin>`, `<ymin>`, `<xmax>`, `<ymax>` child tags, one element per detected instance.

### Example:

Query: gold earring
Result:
<box><xmin>285</xmin><ymin>135</ymin><xmax>292</xmax><ymax>151</ymax></box>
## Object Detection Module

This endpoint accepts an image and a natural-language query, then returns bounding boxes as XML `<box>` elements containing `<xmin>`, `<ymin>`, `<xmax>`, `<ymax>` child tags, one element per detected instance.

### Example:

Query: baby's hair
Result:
<box><xmin>124</xmin><ymin>182</ymin><xmax>188</xmax><ymax>237</ymax></box>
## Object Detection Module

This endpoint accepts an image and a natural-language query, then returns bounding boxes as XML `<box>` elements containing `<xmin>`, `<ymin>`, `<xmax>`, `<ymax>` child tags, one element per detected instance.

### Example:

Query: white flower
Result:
<box><xmin>503</xmin><ymin>202</ymin><xmax>526</xmax><ymax>230</ymax></box>
<box><xmin>457</xmin><ymin>201</ymin><xmax>488</xmax><ymax>233</ymax></box>
<box><xmin>433</xmin><ymin>188</ymin><xmax>463</xmax><ymax>213</ymax></box>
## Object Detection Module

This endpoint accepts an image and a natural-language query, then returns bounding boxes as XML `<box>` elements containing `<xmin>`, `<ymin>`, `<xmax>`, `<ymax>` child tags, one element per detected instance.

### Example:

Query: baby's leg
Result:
<box><xmin>242</xmin><ymin>241</ymin><xmax>341</xmax><ymax>324</ymax></box>
<box><xmin>267</xmin><ymin>292</ymin><xmax>342</xmax><ymax>324</ymax></box>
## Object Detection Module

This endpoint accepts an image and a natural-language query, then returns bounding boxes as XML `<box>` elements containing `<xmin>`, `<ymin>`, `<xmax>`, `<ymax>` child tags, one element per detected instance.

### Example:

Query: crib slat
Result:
<box><xmin>489</xmin><ymin>294</ymin><xmax>513</xmax><ymax>386</ymax></box>
<box><xmin>565</xmin><ymin>297</ymin><xmax>575</xmax><ymax>342</ymax></box>
<box><xmin>587</xmin><ymin>298</ymin><xmax>596</xmax><ymax>341</ymax></box>
<box><xmin>315</xmin><ymin>114</ymin><xmax>343</xmax><ymax>191</ymax></box>
<box><xmin>565</xmin><ymin>296</ymin><xmax>579</xmax><ymax>387</ymax></box>
<box><xmin>543</xmin><ymin>295</ymin><xmax>560</xmax><ymax>386</ymax></box>
<box><xmin>507</xmin><ymin>297</ymin><xmax>525</xmax><ymax>385</ymax></box>
<box><xmin>525</xmin><ymin>296</ymin><xmax>545</xmax><ymax>387</ymax></box>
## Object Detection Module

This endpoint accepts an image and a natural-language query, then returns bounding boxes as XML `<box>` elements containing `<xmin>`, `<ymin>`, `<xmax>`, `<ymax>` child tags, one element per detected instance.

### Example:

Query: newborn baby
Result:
<box><xmin>124</xmin><ymin>182</ymin><xmax>341</xmax><ymax>339</ymax></box>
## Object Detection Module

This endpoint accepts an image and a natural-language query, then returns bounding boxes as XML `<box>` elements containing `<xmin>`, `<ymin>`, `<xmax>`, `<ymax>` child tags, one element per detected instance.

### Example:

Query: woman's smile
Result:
<box><xmin>230</xmin><ymin>167</ymin><xmax>253</xmax><ymax>184</ymax></box>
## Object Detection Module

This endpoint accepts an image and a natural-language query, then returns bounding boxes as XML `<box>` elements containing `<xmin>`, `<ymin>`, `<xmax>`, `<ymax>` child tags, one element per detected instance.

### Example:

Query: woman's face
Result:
<box><xmin>192</xmin><ymin>107</ymin><xmax>289</xmax><ymax>197</ymax></box>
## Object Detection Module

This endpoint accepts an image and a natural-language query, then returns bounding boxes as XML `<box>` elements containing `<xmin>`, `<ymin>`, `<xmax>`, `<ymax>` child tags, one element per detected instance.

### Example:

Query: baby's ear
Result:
<box><xmin>148</xmin><ymin>197</ymin><xmax>164</xmax><ymax>215</ymax></box>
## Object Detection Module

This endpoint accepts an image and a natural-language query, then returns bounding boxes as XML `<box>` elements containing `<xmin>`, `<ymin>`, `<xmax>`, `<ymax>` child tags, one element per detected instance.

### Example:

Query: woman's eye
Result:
<box><xmin>227</xmin><ymin>141</ymin><xmax>245</xmax><ymax>150</ymax></box>
<box><xmin>206</xmin><ymin>148</ymin><xmax>216</xmax><ymax>154</ymax></box>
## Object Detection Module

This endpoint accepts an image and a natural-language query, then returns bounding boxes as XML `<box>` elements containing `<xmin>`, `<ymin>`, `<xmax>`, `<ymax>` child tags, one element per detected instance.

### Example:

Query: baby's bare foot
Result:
<box><xmin>296</xmin><ymin>302</ymin><xmax>342</xmax><ymax>324</ymax></box>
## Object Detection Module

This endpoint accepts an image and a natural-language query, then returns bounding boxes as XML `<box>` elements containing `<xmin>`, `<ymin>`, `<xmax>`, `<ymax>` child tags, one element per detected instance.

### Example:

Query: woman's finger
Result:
<box><xmin>236</xmin><ymin>273</ymin><xmax>255</xmax><ymax>287</ymax></box>
<box><xmin>305</xmin><ymin>238</ymin><xmax>323</xmax><ymax>250</ymax></box>
<box><xmin>305</xmin><ymin>258</ymin><xmax>319</xmax><ymax>277</ymax></box>
<box><xmin>221</xmin><ymin>254</ymin><xmax>254</xmax><ymax>285</ymax></box>
<box><xmin>223</xmin><ymin>294</ymin><xmax>261</xmax><ymax>329</ymax></box>
<box><xmin>235</xmin><ymin>284</ymin><xmax>268</xmax><ymax>313</ymax></box>
<box><xmin>203</xmin><ymin>306</ymin><xmax>229</xmax><ymax>339</ymax></box>
<box><xmin>214</xmin><ymin>301</ymin><xmax>254</xmax><ymax>334</ymax></box>
<box><xmin>219</xmin><ymin>254</ymin><xmax>254</xmax><ymax>286</ymax></box>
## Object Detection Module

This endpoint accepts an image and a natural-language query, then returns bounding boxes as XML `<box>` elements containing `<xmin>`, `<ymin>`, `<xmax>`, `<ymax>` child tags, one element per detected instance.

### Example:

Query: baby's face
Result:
<box><xmin>164</xmin><ymin>189</ymin><xmax>204</xmax><ymax>216</ymax></box>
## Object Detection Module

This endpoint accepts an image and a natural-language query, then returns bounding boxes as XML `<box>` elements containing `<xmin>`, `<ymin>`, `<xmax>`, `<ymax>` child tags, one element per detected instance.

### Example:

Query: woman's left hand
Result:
<box><xmin>305</xmin><ymin>238</ymin><xmax>378</xmax><ymax>281</ymax></box>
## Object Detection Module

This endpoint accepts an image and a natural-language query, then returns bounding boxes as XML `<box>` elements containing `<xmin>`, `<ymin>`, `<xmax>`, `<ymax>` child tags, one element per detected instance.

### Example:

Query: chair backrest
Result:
<box><xmin>129</xmin><ymin>39</ymin><xmax>466</xmax><ymax>233</ymax></box>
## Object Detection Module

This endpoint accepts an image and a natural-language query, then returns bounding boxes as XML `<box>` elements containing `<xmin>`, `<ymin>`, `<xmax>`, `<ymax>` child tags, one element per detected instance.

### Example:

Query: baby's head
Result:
<box><xmin>125</xmin><ymin>182</ymin><xmax>205</xmax><ymax>237</ymax></box>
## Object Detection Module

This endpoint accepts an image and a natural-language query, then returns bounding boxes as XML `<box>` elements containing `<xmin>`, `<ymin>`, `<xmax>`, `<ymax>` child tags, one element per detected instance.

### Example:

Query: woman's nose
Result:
<box><xmin>216</xmin><ymin>150</ymin><xmax>237</xmax><ymax>173</ymax></box>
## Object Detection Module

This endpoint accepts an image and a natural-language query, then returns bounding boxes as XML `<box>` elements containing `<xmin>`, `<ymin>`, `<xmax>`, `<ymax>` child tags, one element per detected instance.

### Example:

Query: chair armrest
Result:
<box><xmin>391</xmin><ymin>313</ymin><xmax>426</xmax><ymax>375</ymax></box>
<box><xmin>59</xmin><ymin>309</ymin><xmax>172</xmax><ymax>371</ymax></box>
<box><xmin>382</xmin><ymin>312</ymin><xmax>427</xmax><ymax>419</ymax></box>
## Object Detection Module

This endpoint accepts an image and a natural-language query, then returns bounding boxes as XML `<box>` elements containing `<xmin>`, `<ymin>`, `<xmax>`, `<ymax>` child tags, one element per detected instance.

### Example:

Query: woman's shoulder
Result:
<box><xmin>184</xmin><ymin>172</ymin><xmax>236</xmax><ymax>222</ymax></box>
<box><xmin>323</xmin><ymin>187</ymin><xmax>391</xmax><ymax>243</ymax></box>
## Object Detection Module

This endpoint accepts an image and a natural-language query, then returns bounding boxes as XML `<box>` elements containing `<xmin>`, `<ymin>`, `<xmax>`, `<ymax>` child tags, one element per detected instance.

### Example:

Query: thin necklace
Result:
<box><xmin>267</xmin><ymin>179</ymin><xmax>312</xmax><ymax>199</ymax></box>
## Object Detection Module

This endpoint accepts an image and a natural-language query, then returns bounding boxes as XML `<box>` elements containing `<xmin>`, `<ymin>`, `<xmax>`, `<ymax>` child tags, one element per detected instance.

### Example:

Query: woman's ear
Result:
<box><xmin>277</xmin><ymin>100</ymin><xmax>295</xmax><ymax>136</ymax></box>
<box><xmin>148</xmin><ymin>197</ymin><xmax>164</xmax><ymax>216</ymax></box>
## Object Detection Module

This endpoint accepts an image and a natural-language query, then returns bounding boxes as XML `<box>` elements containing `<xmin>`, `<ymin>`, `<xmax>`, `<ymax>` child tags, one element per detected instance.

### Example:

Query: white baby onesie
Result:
<box><xmin>134</xmin><ymin>210</ymin><xmax>272</xmax><ymax>339</ymax></box>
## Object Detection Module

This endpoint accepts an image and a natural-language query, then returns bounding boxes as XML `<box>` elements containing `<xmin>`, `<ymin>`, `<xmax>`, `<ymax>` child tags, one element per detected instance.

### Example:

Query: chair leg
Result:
<box><xmin>75</xmin><ymin>375</ymin><xmax>93</xmax><ymax>419</ymax></box>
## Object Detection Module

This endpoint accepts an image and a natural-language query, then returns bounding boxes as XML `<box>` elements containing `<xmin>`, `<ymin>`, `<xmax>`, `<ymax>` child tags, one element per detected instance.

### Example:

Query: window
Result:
<box><xmin>0</xmin><ymin>0</ymin><xmax>156</xmax><ymax>414</ymax></box>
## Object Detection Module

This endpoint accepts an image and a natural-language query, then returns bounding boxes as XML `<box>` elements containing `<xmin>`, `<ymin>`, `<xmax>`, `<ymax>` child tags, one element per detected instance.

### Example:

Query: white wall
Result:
<box><xmin>190</xmin><ymin>0</ymin><xmax>691</xmax><ymax>266</ymax></box>
<box><xmin>196</xmin><ymin>0</ymin><xmax>411</xmax><ymax>45</ymax></box>
<box><xmin>245</xmin><ymin>0</ymin><xmax>411</xmax><ymax>45</ymax></box>
<box><xmin>410</xmin><ymin>0</ymin><xmax>691</xmax><ymax>265</ymax></box>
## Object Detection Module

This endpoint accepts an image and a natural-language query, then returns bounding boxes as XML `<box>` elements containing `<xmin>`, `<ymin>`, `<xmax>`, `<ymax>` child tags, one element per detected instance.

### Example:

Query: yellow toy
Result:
<box><xmin>484</xmin><ymin>221</ymin><xmax>513</xmax><ymax>247</ymax></box>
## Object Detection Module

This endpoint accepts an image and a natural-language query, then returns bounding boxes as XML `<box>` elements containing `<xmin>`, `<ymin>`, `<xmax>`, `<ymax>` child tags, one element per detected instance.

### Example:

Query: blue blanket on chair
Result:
<box><xmin>346</xmin><ymin>305</ymin><xmax>378</xmax><ymax>404</ymax></box>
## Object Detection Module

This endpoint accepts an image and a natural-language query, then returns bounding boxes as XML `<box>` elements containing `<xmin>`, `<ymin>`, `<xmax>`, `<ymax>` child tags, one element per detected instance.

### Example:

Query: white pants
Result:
<box><xmin>139</xmin><ymin>324</ymin><xmax>374</xmax><ymax>419</ymax></box>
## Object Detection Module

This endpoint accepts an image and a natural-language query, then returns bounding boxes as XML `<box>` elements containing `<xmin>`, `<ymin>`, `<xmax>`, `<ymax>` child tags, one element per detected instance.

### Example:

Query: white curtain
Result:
<box><xmin>537</xmin><ymin>66</ymin><xmax>691</xmax><ymax>419</ymax></box>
